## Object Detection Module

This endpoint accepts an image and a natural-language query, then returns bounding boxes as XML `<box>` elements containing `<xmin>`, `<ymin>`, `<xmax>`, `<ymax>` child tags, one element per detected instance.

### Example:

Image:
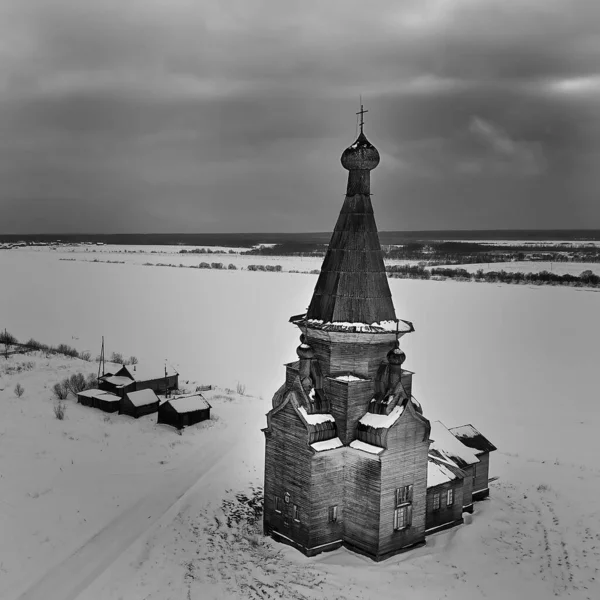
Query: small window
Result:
<box><xmin>433</xmin><ymin>493</ymin><xmax>440</xmax><ymax>511</ymax></box>
<box><xmin>446</xmin><ymin>488</ymin><xmax>454</xmax><ymax>507</ymax></box>
<box><xmin>394</xmin><ymin>505</ymin><xmax>412</xmax><ymax>530</ymax></box>
<box><xmin>328</xmin><ymin>505</ymin><xmax>338</xmax><ymax>523</ymax></box>
<box><xmin>274</xmin><ymin>496</ymin><xmax>281</xmax><ymax>513</ymax></box>
<box><xmin>472</xmin><ymin>465</ymin><xmax>477</xmax><ymax>484</ymax></box>
<box><xmin>293</xmin><ymin>504</ymin><xmax>300</xmax><ymax>522</ymax></box>
<box><xmin>395</xmin><ymin>484</ymin><xmax>413</xmax><ymax>507</ymax></box>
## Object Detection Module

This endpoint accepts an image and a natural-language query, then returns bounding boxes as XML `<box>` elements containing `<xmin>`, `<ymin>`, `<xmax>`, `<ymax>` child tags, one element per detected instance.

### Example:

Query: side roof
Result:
<box><xmin>430</xmin><ymin>421</ymin><xmax>479</xmax><ymax>468</ymax></box>
<box><xmin>449</xmin><ymin>424</ymin><xmax>497</xmax><ymax>455</ymax></box>
<box><xmin>126</xmin><ymin>388</ymin><xmax>159</xmax><ymax>407</ymax></box>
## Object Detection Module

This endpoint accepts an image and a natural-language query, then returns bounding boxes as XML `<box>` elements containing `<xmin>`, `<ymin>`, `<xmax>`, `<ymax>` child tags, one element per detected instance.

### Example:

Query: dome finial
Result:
<box><xmin>356</xmin><ymin>99</ymin><xmax>368</xmax><ymax>135</ymax></box>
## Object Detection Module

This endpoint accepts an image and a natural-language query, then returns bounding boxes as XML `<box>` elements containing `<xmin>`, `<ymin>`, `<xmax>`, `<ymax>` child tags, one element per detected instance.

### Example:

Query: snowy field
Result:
<box><xmin>1</xmin><ymin>250</ymin><xmax>599</xmax><ymax>599</ymax></box>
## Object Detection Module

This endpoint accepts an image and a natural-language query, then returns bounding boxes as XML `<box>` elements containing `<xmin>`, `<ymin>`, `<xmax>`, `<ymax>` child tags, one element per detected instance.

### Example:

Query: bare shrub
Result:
<box><xmin>52</xmin><ymin>382</ymin><xmax>69</xmax><ymax>400</ymax></box>
<box><xmin>56</xmin><ymin>344</ymin><xmax>79</xmax><ymax>358</ymax></box>
<box><xmin>128</xmin><ymin>355</ymin><xmax>138</xmax><ymax>365</ymax></box>
<box><xmin>1</xmin><ymin>329</ymin><xmax>17</xmax><ymax>358</ymax></box>
<box><xmin>86</xmin><ymin>373</ymin><xmax>98</xmax><ymax>389</ymax></box>
<box><xmin>54</xmin><ymin>402</ymin><xmax>66</xmax><ymax>420</ymax></box>
<box><xmin>14</xmin><ymin>383</ymin><xmax>24</xmax><ymax>398</ymax></box>
<box><xmin>236</xmin><ymin>382</ymin><xmax>246</xmax><ymax>395</ymax></box>
<box><xmin>228</xmin><ymin>263</ymin><xmax>237</xmax><ymax>270</ymax></box>
<box><xmin>537</xmin><ymin>483</ymin><xmax>551</xmax><ymax>492</ymax></box>
<box><xmin>25</xmin><ymin>338</ymin><xmax>44</xmax><ymax>351</ymax></box>
<box><xmin>64</xmin><ymin>373</ymin><xmax>87</xmax><ymax>396</ymax></box>
<box><xmin>80</xmin><ymin>351</ymin><xmax>92</xmax><ymax>361</ymax></box>
<box><xmin>110</xmin><ymin>352</ymin><xmax>124</xmax><ymax>364</ymax></box>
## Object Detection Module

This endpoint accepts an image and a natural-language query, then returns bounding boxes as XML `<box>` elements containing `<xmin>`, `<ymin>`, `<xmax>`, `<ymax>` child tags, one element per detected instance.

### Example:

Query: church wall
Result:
<box><xmin>425</xmin><ymin>480</ymin><xmax>464</xmax><ymax>532</ymax></box>
<box><xmin>307</xmin><ymin>449</ymin><xmax>345</xmax><ymax>551</ymax></box>
<box><xmin>325</xmin><ymin>378</ymin><xmax>373</xmax><ymax>445</ymax></box>
<box><xmin>343</xmin><ymin>450</ymin><xmax>382</xmax><ymax>557</ymax></box>
<box><xmin>377</xmin><ymin>411</ymin><xmax>429</xmax><ymax>558</ymax></box>
<box><xmin>263</xmin><ymin>400</ymin><xmax>312</xmax><ymax>550</ymax></box>
<box><xmin>461</xmin><ymin>465</ymin><xmax>474</xmax><ymax>511</ymax></box>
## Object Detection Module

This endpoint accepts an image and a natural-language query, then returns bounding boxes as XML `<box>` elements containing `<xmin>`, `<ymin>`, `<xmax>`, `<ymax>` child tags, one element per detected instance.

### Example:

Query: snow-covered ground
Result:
<box><xmin>1</xmin><ymin>250</ymin><xmax>599</xmax><ymax>599</ymax></box>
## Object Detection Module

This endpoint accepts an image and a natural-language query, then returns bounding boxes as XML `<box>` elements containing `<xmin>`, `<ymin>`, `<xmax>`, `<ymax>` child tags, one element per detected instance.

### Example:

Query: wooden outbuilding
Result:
<box><xmin>117</xmin><ymin>364</ymin><xmax>179</xmax><ymax>395</ymax></box>
<box><xmin>120</xmin><ymin>388</ymin><xmax>160</xmax><ymax>418</ymax></box>
<box><xmin>77</xmin><ymin>388</ymin><xmax>120</xmax><ymax>412</ymax></box>
<box><xmin>158</xmin><ymin>394</ymin><xmax>211</xmax><ymax>429</ymax></box>
<box><xmin>449</xmin><ymin>424</ymin><xmax>497</xmax><ymax>500</ymax></box>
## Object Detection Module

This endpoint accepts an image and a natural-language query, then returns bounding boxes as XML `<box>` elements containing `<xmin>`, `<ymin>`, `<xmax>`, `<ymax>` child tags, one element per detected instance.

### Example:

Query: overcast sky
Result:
<box><xmin>0</xmin><ymin>0</ymin><xmax>599</xmax><ymax>234</ymax></box>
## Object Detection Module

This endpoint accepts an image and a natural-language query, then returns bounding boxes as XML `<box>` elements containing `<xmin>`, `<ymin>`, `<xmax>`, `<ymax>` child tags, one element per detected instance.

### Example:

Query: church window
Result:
<box><xmin>293</xmin><ymin>504</ymin><xmax>300</xmax><ymax>522</ymax></box>
<box><xmin>275</xmin><ymin>496</ymin><xmax>281</xmax><ymax>513</ymax></box>
<box><xmin>433</xmin><ymin>493</ymin><xmax>440</xmax><ymax>510</ymax></box>
<box><xmin>446</xmin><ymin>488</ymin><xmax>454</xmax><ymax>506</ymax></box>
<box><xmin>394</xmin><ymin>505</ymin><xmax>412</xmax><ymax>531</ymax></box>
<box><xmin>396</xmin><ymin>485</ymin><xmax>413</xmax><ymax>507</ymax></box>
<box><xmin>328</xmin><ymin>505</ymin><xmax>338</xmax><ymax>522</ymax></box>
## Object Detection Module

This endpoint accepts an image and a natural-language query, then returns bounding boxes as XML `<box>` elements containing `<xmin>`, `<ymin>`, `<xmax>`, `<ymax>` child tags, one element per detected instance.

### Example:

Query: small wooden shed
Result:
<box><xmin>77</xmin><ymin>388</ymin><xmax>120</xmax><ymax>412</ymax></box>
<box><xmin>158</xmin><ymin>394</ymin><xmax>211</xmax><ymax>430</ymax></box>
<box><xmin>120</xmin><ymin>388</ymin><xmax>160</xmax><ymax>418</ymax></box>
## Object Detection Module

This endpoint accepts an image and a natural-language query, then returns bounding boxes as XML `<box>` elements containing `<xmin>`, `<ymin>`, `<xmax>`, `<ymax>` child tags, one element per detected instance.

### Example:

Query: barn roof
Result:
<box><xmin>100</xmin><ymin>375</ymin><xmax>134</xmax><ymax>388</ymax></box>
<box><xmin>449</xmin><ymin>424</ymin><xmax>497</xmax><ymax>455</ymax></box>
<box><xmin>429</xmin><ymin>421</ymin><xmax>480</xmax><ymax>468</ymax></box>
<box><xmin>77</xmin><ymin>389</ymin><xmax>120</xmax><ymax>401</ymax></box>
<box><xmin>118</xmin><ymin>363</ymin><xmax>178</xmax><ymax>382</ymax></box>
<box><xmin>126</xmin><ymin>388</ymin><xmax>159</xmax><ymax>407</ymax></box>
<box><xmin>163</xmin><ymin>394</ymin><xmax>210</xmax><ymax>414</ymax></box>
<box><xmin>301</xmin><ymin>128</ymin><xmax>398</xmax><ymax>326</ymax></box>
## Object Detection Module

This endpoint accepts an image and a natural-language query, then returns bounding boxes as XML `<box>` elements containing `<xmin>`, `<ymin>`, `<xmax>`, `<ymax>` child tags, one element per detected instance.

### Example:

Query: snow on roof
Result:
<box><xmin>77</xmin><ymin>389</ymin><xmax>119</xmax><ymax>401</ymax></box>
<box><xmin>449</xmin><ymin>424</ymin><xmax>497</xmax><ymax>454</ymax></box>
<box><xmin>305</xmin><ymin>318</ymin><xmax>413</xmax><ymax>334</ymax></box>
<box><xmin>101</xmin><ymin>375</ymin><xmax>134</xmax><ymax>388</ymax></box>
<box><xmin>126</xmin><ymin>389</ymin><xmax>159</xmax><ymax>407</ymax></box>
<box><xmin>332</xmin><ymin>374</ymin><xmax>367</xmax><ymax>382</ymax></box>
<box><xmin>297</xmin><ymin>406</ymin><xmax>335</xmax><ymax>425</ymax></box>
<box><xmin>311</xmin><ymin>437</ymin><xmax>343</xmax><ymax>452</ymax></box>
<box><xmin>164</xmin><ymin>394</ymin><xmax>210</xmax><ymax>414</ymax></box>
<box><xmin>358</xmin><ymin>405</ymin><xmax>404</xmax><ymax>429</ymax></box>
<box><xmin>427</xmin><ymin>457</ymin><xmax>458</xmax><ymax>488</ymax></box>
<box><xmin>430</xmin><ymin>421</ymin><xmax>479</xmax><ymax>468</ymax></box>
<box><xmin>349</xmin><ymin>440</ymin><xmax>384</xmax><ymax>455</ymax></box>
<box><xmin>120</xmin><ymin>363</ymin><xmax>178</xmax><ymax>382</ymax></box>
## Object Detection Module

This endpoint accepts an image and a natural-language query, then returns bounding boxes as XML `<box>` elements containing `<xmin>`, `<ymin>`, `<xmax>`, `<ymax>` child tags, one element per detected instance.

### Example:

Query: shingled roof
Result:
<box><xmin>449</xmin><ymin>424</ymin><xmax>497</xmax><ymax>455</ymax></box>
<box><xmin>304</xmin><ymin>129</ymin><xmax>396</xmax><ymax>325</ymax></box>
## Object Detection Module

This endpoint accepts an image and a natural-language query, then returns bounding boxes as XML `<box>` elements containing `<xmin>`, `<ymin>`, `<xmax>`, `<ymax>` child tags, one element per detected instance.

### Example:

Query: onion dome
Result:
<box><xmin>297</xmin><ymin>335</ymin><xmax>315</xmax><ymax>360</ymax></box>
<box><xmin>387</xmin><ymin>341</ymin><xmax>406</xmax><ymax>366</ymax></box>
<box><xmin>341</xmin><ymin>131</ymin><xmax>380</xmax><ymax>171</ymax></box>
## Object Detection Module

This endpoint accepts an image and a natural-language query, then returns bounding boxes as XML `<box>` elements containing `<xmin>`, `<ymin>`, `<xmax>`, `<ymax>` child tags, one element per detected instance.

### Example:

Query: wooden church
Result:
<box><xmin>262</xmin><ymin>108</ymin><xmax>495</xmax><ymax>561</ymax></box>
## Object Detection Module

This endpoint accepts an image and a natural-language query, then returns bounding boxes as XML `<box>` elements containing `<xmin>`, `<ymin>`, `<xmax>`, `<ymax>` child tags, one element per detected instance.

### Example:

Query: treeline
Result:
<box><xmin>0</xmin><ymin>330</ymin><xmax>136</xmax><ymax>363</ymax></box>
<box><xmin>179</xmin><ymin>248</ymin><xmax>237</xmax><ymax>255</ymax></box>
<box><xmin>242</xmin><ymin>242</ymin><xmax>326</xmax><ymax>256</ymax></box>
<box><xmin>247</xmin><ymin>264</ymin><xmax>283</xmax><ymax>272</ymax></box>
<box><xmin>384</xmin><ymin>265</ymin><xmax>600</xmax><ymax>287</ymax></box>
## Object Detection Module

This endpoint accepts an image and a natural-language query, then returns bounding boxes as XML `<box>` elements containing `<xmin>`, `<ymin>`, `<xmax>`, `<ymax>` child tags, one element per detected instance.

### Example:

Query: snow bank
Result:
<box><xmin>311</xmin><ymin>437</ymin><xmax>343</xmax><ymax>452</ymax></box>
<box><xmin>297</xmin><ymin>406</ymin><xmax>335</xmax><ymax>425</ymax></box>
<box><xmin>349</xmin><ymin>440</ymin><xmax>384</xmax><ymax>455</ymax></box>
<box><xmin>358</xmin><ymin>405</ymin><xmax>404</xmax><ymax>429</ymax></box>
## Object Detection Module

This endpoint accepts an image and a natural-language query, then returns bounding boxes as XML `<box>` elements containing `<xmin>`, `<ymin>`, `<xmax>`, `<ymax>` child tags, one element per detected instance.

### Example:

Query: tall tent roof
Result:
<box><xmin>304</xmin><ymin>127</ymin><xmax>396</xmax><ymax>325</ymax></box>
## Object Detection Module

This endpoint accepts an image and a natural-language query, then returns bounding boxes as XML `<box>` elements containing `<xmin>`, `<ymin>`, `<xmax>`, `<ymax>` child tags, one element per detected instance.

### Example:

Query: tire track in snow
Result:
<box><xmin>13</xmin><ymin>440</ymin><xmax>233</xmax><ymax>600</ymax></box>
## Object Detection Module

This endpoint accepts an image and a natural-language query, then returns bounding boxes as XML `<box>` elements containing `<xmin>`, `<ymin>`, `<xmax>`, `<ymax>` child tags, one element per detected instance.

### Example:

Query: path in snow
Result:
<box><xmin>14</xmin><ymin>440</ymin><xmax>233</xmax><ymax>600</ymax></box>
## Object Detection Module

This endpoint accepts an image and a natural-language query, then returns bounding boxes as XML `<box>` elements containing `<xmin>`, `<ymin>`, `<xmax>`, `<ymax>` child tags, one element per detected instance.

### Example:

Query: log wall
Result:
<box><xmin>473</xmin><ymin>453</ymin><xmax>490</xmax><ymax>498</ymax></box>
<box><xmin>377</xmin><ymin>410</ymin><xmax>429</xmax><ymax>557</ymax></box>
<box><xmin>263</xmin><ymin>399</ymin><xmax>312</xmax><ymax>549</ymax></box>
<box><xmin>425</xmin><ymin>480</ymin><xmax>464</xmax><ymax>532</ymax></box>
<box><xmin>325</xmin><ymin>378</ymin><xmax>373</xmax><ymax>444</ymax></box>
<box><xmin>344</xmin><ymin>449</ymin><xmax>382</xmax><ymax>556</ymax></box>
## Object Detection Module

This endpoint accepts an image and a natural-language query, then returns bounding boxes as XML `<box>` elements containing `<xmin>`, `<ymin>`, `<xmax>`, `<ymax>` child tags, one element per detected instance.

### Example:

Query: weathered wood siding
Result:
<box><xmin>134</xmin><ymin>375</ymin><xmax>178</xmax><ymax>395</ymax></box>
<box><xmin>461</xmin><ymin>465</ymin><xmax>474</xmax><ymax>510</ymax></box>
<box><xmin>344</xmin><ymin>449</ymin><xmax>382</xmax><ymax>556</ymax></box>
<box><xmin>378</xmin><ymin>409</ymin><xmax>429</xmax><ymax>557</ymax></box>
<box><xmin>473</xmin><ymin>452</ymin><xmax>490</xmax><ymax>497</ymax></box>
<box><xmin>325</xmin><ymin>378</ymin><xmax>373</xmax><ymax>444</ymax></box>
<box><xmin>308</xmin><ymin>449</ymin><xmax>345</xmax><ymax>549</ymax></box>
<box><xmin>425</xmin><ymin>480</ymin><xmax>464</xmax><ymax>532</ymax></box>
<box><xmin>263</xmin><ymin>399</ymin><xmax>312</xmax><ymax>549</ymax></box>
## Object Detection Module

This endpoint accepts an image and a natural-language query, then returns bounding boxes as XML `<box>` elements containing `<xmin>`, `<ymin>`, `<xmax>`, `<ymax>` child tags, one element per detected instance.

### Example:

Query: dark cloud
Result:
<box><xmin>0</xmin><ymin>0</ymin><xmax>599</xmax><ymax>233</ymax></box>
